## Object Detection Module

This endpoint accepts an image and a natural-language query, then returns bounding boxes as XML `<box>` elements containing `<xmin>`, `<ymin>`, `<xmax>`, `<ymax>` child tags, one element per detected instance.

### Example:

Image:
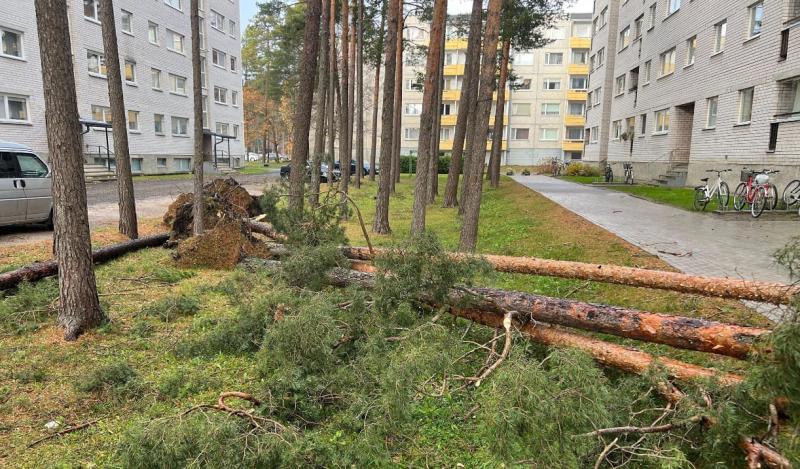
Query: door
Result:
<box><xmin>16</xmin><ymin>152</ymin><xmax>52</xmax><ymax>222</ymax></box>
<box><xmin>0</xmin><ymin>152</ymin><xmax>25</xmax><ymax>224</ymax></box>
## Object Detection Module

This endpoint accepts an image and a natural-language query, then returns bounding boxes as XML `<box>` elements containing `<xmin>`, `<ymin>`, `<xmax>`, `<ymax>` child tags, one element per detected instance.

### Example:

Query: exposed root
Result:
<box><xmin>180</xmin><ymin>391</ymin><xmax>286</xmax><ymax>436</ymax></box>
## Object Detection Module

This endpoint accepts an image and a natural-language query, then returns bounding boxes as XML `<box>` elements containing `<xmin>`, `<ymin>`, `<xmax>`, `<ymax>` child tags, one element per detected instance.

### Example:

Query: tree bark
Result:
<box><xmin>426</xmin><ymin>26</ymin><xmax>445</xmax><ymax>204</ymax></box>
<box><xmin>390</xmin><ymin>9</ymin><xmax>404</xmax><ymax>192</ymax></box>
<box><xmin>372</xmin><ymin>0</ymin><xmax>401</xmax><ymax>234</ymax></box>
<box><xmin>326</xmin><ymin>0</ymin><xmax>337</xmax><ymax>188</ymax></box>
<box><xmin>338</xmin><ymin>0</ymin><xmax>352</xmax><ymax>212</ymax></box>
<box><xmin>288</xmin><ymin>0</ymin><xmax>322</xmax><ymax>213</ymax></box>
<box><xmin>310</xmin><ymin>0</ymin><xmax>330</xmax><ymax>208</ymax></box>
<box><xmin>99</xmin><ymin>0</ymin><xmax>138</xmax><ymax>239</ymax></box>
<box><xmin>411</xmin><ymin>0</ymin><xmax>447</xmax><ymax>234</ymax></box>
<box><xmin>487</xmin><ymin>38</ymin><xmax>509</xmax><ymax>189</ymax></box>
<box><xmin>0</xmin><ymin>234</ymin><xmax>169</xmax><ymax>290</ymax></box>
<box><xmin>442</xmin><ymin>0</ymin><xmax>482</xmax><ymax>208</ymax></box>
<box><xmin>368</xmin><ymin>1</ymin><xmax>386</xmax><ymax>182</ymax></box>
<box><xmin>354</xmin><ymin>0</ymin><xmax>365</xmax><ymax>188</ymax></box>
<box><xmin>459</xmin><ymin>0</ymin><xmax>502</xmax><ymax>252</ymax></box>
<box><xmin>340</xmin><ymin>0</ymin><xmax>356</xmax><ymax>215</ymax></box>
<box><xmin>190</xmin><ymin>0</ymin><xmax>205</xmax><ymax>235</ymax></box>
<box><xmin>34</xmin><ymin>0</ymin><xmax>106</xmax><ymax>340</ymax></box>
<box><xmin>739</xmin><ymin>437</ymin><xmax>793</xmax><ymax>469</ymax></box>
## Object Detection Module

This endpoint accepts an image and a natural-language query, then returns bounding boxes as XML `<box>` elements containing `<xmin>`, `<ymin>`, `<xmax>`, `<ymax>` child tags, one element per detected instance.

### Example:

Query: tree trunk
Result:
<box><xmin>261</xmin><ymin>130</ymin><xmax>268</xmax><ymax>164</ymax></box>
<box><xmin>99</xmin><ymin>0</ymin><xmax>138</xmax><ymax>239</ymax></box>
<box><xmin>372</xmin><ymin>0</ymin><xmax>401</xmax><ymax>234</ymax></box>
<box><xmin>190</xmin><ymin>0</ymin><xmax>205</xmax><ymax>235</ymax></box>
<box><xmin>338</xmin><ymin>0</ymin><xmax>352</xmax><ymax>208</ymax></box>
<box><xmin>487</xmin><ymin>38</ymin><xmax>509</xmax><ymax>189</ymax></box>
<box><xmin>326</xmin><ymin>0</ymin><xmax>337</xmax><ymax>188</ymax></box>
<box><xmin>390</xmin><ymin>10</ymin><xmax>404</xmax><ymax>192</ymax></box>
<box><xmin>288</xmin><ymin>0</ymin><xmax>322</xmax><ymax>213</ymax></box>
<box><xmin>34</xmin><ymin>0</ymin><xmax>105</xmax><ymax>341</ymax></box>
<box><xmin>442</xmin><ymin>0</ymin><xmax>482</xmax><ymax>208</ymax></box>
<box><xmin>354</xmin><ymin>0</ymin><xmax>365</xmax><ymax>188</ymax></box>
<box><xmin>427</xmin><ymin>26</ymin><xmax>445</xmax><ymax>204</ymax></box>
<box><xmin>411</xmin><ymin>0</ymin><xmax>447</xmax><ymax>234</ymax></box>
<box><xmin>340</xmin><ymin>0</ymin><xmax>356</xmax><ymax>215</ymax></box>
<box><xmin>459</xmin><ymin>0</ymin><xmax>502</xmax><ymax>252</ymax></box>
<box><xmin>368</xmin><ymin>1</ymin><xmax>386</xmax><ymax>182</ymax></box>
<box><xmin>310</xmin><ymin>0</ymin><xmax>330</xmax><ymax>207</ymax></box>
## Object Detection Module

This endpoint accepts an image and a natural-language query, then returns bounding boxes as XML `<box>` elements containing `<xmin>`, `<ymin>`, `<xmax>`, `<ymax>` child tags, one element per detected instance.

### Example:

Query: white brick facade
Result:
<box><xmin>0</xmin><ymin>0</ymin><xmax>244</xmax><ymax>175</ymax></box>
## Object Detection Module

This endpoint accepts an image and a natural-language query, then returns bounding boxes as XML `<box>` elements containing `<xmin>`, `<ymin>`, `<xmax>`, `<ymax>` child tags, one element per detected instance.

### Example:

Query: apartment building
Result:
<box><xmin>398</xmin><ymin>13</ymin><xmax>593</xmax><ymax>165</ymax></box>
<box><xmin>585</xmin><ymin>0</ymin><xmax>800</xmax><ymax>186</ymax></box>
<box><xmin>0</xmin><ymin>0</ymin><xmax>244</xmax><ymax>175</ymax></box>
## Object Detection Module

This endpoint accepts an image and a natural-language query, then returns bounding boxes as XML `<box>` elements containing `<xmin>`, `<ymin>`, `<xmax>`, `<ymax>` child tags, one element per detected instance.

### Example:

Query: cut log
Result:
<box><xmin>340</xmin><ymin>246</ymin><xmax>800</xmax><ymax>305</ymax></box>
<box><xmin>246</xmin><ymin>219</ymin><xmax>288</xmax><ymax>242</ymax></box>
<box><xmin>0</xmin><ymin>233</ymin><xmax>169</xmax><ymax>290</ymax></box>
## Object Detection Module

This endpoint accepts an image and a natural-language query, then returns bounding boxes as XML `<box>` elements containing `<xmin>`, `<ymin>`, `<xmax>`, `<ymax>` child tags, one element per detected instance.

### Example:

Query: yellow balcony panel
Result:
<box><xmin>483</xmin><ymin>140</ymin><xmax>507</xmax><ymax>150</ymax></box>
<box><xmin>441</xmin><ymin>89</ymin><xmax>460</xmax><ymax>101</ymax></box>
<box><xmin>440</xmin><ymin>115</ymin><xmax>457</xmax><ymax>126</ymax></box>
<box><xmin>569</xmin><ymin>37</ymin><xmax>591</xmax><ymax>49</ymax></box>
<box><xmin>562</xmin><ymin>140</ymin><xmax>584</xmax><ymax>151</ymax></box>
<box><xmin>445</xmin><ymin>39</ymin><xmax>468</xmax><ymax>50</ymax></box>
<box><xmin>488</xmin><ymin>116</ymin><xmax>509</xmax><ymax>126</ymax></box>
<box><xmin>568</xmin><ymin>64</ymin><xmax>590</xmax><ymax>75</ymax></box>
<box><xmin>566</xmin><ymin>90</ymin><xmax>588</xmax><ymax>101</ymax></box>
<box><xmin>443</xmin><ymin>64</ymin><xmax>465</xmax><ymax>76</ymax></box>
<box><xmin>440</xmin><ymin>139</ymin><xmax>454</xmax><ymax>151</ymax></box>
<box><xmin>564</xmin><ymin>115</ymin><xmax>585</xmax><ymax>126</ymax></box>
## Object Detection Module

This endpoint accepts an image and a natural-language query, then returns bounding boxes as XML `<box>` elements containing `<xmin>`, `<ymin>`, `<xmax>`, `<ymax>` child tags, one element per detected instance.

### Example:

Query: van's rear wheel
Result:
<box><xmin>45</xmin><ymin>209</ymin><xmax>54</xmax><ymax>230</ymax></box>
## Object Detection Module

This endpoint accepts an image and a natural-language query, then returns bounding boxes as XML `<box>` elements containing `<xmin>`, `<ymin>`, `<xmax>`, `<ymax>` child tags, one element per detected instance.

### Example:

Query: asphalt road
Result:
<box><xmin>0</xmin><ymin>171</ymin><xmax>279</xmax><ymax>245</ymax></box>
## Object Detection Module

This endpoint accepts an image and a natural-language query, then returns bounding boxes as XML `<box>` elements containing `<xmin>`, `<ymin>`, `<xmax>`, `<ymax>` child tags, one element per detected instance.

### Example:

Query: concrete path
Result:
<box><xmin>512</xmin><ymin>175</ymin><xmax>798</xmax><ymax>319</ymax></box>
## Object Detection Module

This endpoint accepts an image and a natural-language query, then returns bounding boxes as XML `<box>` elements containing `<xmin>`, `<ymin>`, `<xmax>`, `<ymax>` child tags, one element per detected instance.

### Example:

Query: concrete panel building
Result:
<box><xmin>0</xmin><ymin>0</ymin><xmax>244</xmax><ymax>175</ymax></box>
<box><xmin>585</xmin><ymin>0</ymin><xmax>800</xmax><ymax>186</ymax></box>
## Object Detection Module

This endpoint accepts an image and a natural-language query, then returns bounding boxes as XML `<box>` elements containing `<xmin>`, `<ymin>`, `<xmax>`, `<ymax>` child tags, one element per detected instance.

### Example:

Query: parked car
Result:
<box><xmin>280</xmin><ymin>162</ymin><xmax>340</xmax><ymax>183</ymax></box>
<box><xmin>0</xmin><ymin>140</ymin><xmax>53</xmax><ymax>227</ymax></box>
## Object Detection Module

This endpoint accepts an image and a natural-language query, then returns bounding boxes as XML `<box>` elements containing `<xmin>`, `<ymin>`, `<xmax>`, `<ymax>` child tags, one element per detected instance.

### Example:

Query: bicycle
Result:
<box><xmin>623</xmin><ymin>163</ymin><xmax>634</xmax><ymax>185</ymax></box>
<box><xmin>692</xmin><ymin>169</ymin><xmax>731</xmax><ymax>211</ymax></box>
<box><xmin>733</xmin><ymin>169</ymin><xmax>779</xmax><ymax>218</ymax></box>
<box><xmin>550</xmin><ymin>158</ymin><xmax>562</xmax><ymax>177</ymax></box>
<box><xmin>604</xmin><ymin>163</ymin><xmax>613</xmax><ymax>183</ymax></box>
<box><xmin>783</xmin><ymin>179</ymin><xmax>800</xmax><ymax>207</ymax></box>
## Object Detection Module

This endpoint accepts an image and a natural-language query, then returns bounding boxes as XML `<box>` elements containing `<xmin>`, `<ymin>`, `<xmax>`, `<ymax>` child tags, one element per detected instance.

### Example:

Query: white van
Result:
<box><xmin>0</xmin><ymin>140</ymin><xmax>53</xmax><ymax>227</ymax></box>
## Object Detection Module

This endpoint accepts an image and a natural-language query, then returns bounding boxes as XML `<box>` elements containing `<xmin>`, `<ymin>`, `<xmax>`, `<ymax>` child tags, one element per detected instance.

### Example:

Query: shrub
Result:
<box><xmin>140</xmin><ymin>294</ymin><xmax>200</xmax><ymax>322</ymax></box>
<box><xmin>564</xmin><ymin>162</ymin><xmax>601</xmax><ymax>177</ymax></box>
<box><xmin>157</xmin><ymin>365</ymin><xmax>221</xmax><ymax>399</ymax></box>
<box><xmin>398</xmin><ymin>155</ymin><xmax>451</xmax><ymax>175</ymax></box>
<box><xmin>76</xmin><ymin>360</ymin><xmax>140</xmax><ymax>397</ymax></box>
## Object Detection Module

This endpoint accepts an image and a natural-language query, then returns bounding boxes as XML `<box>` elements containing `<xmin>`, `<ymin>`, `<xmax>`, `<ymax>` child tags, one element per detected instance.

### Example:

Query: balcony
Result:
<box><xmin>443</xmin><ymin>64</ymin><xmax>465</xmax><ymax>76</ymax></box>
<box><xmin>440</xmin><ymin>115</ymin><xmax>457</xmax><ymax>126</ymax></box>
<box><xmin>562</xmin><ymin>140</ymin><xmax>584</xmax><ymax>151</ymax></box>
<box><xmin>569</xmin><ymin>37</ymin><xmax>591</xmax><ymax>49</ymax></box>
<box><xmin>439</xmin><ymin>139</ymin><xmax>507</xmax><ymax>151</ymax></box>
<box><xmin>566</xmin><ymin>89</ymin><xmax>588</xmax><ymax>101</ymax></box>
<box><xmin>568</xmin><ymin>63</ymin><xmax>590</xmax><ymax>75</ymax></box>
<box><xmin>442</xmin><ymin>89</ymin><xmax>460</xmax><ymax>101</ymax></box>
<box><xmin>488</xmin><ymin>116</ymin><xmax>509</xmax><ymax>126</ymax></box>
<box><xmin>445</xmin><ymin>39</ymin><xmax>468</xmax><ymax>50</ymax></box>
<box><xmin>564</xmin><ymin>114</ymin><xmax>585</xmax><ymax>126</ymax></box>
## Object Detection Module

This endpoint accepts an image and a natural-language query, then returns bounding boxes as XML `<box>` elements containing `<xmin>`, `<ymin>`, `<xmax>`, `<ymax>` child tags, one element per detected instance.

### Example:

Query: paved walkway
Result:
<box><xmin>512</xmin><ymin>176</ymin><xmax>798</xmax><ymax>319</ymax></box>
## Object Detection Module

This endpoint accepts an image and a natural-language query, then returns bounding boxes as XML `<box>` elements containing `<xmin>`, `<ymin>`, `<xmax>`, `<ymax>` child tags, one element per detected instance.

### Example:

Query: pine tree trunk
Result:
<box><xmin>442</xmin><ymin>0</ymin><xmax>482</xmax><ymax>208</ymax></box>
<box><xmin>288</xmin><ymin>0</ymin><xmax>322</xmax><ymax>213</ymax></box>
<box><xmin>34</xmin><ymin>0</ymin><xmax>105</xmax><ymax>341</ymax></box>
<box><xmin>427</xmin><ymin>26</ymin><xmax>445</xmax><ymax>204</ymax></box>
<box><xmin>338</xmin><ymin>0</ymin><xmax>351</xmax><ymax>205</ymax></box>
<box><xmin>368</xmin><ymin>1</ymin><xmax>386</xmax><ymax>182</ymax></box>
<box><xmin>190</xmin><ymin>0</ymin><xmax>205</xmax><ymax>235</ymax></box>
<box><xmin>340</xmin><ymin>0</ymin><xmax>356</xmax><ymax>215</ymax></box>
<box><xmin>459</xmin><ymin>0</ymin><xmax>503</xmax><ymax>252</ymax></box>
<box><xmin>390</xmin><ymin>10</ymin><xmax>404</xmax><ymax>192</ymax></box>
<box><xmin>411</xmin><ymin>0</ymin><xmax>446</xmax><ymax>234</ymax></box>
<box><xmin>354</xmin><ymin>0</ymin><xmax>365</xmax><ymax>188</ymax></box>
<box><xmin>488</xmin><ymin>38</ymin><xmax>509</xmax><ymax>189</ymax></box>
<box><xmin>326</xmin><ymin>0</ymin><xmax>337</xmax><ymax>188</ymax></box>
<box><xmin>372</xmin><ymin>0</ymin><xmax>401</xmax><ymax>234</ymax></box>
<box><xmin>99</xmin><ymin>0</ymin><xmax>138</xmax><ymax>239</ymax></box>
<box><xmin>309</xmin><ymin>0</ymin><xmax>330</xmax><ymax>207</ymax></box>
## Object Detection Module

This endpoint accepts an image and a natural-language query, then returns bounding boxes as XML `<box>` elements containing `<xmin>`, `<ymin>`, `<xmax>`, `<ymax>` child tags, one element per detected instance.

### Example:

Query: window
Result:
<box><xmin>440</xmin><ymin>127</ymin><xmax>452</xmax><ymax>140</ymax></box>
<box><xmin>214</xmin><ymin>86</ymin><xmax>228</xmax><ymax>104</ymax></box>
<box><xmin>780</xmin><ymin>29</ymin><xmax>789</xmax><ymax>61</ymax></box>
<box><xmin>629</xmin><ymin>68</ymin><xmax>639</xmax><ymax>90</ymax></box>
<box><xmin>212</xmin><ymin>49</ymin><xmax>226</xmax><ymax>67</ymax></box>
<box><xmin>404</xmin><ymin>127</ymin><xmax>419</xmax><ymax>139</ymax></box>
<box><xmin>667</xmin><ymin>0</ymin><xmax>680</xmax><ymax>16</ymax></box>
<box><xmin>748</xmin><ymin>2</ymin><xmax>764</xmax><ymax>38</ymax></box>
<box><xmin>1</xmin><ymin>27</ymin><xmax>23</xmax><ymax>59</ymax></box>
<box><xmin>154</xmin><ymin>113</ymin><xmax>165</xmax><ymax>134</ymax></box>
<box><xmin>572</xmin><ymin>50</ymin><xmax>588</xmax><ymax>64</ymax></box>
<box><xmin>599</xmin><ymin>7</ymin><xmax>608</xmax><ymax>28</ymax></box>
<box><xmin>148</xmin><ymin>22</ymin><xmax>159</xmax><ymax>44</ymax></box>
<box><xmin>706</xmin><ymin>96</ymin><xmax>718</xmax><ymax>128</ymax></box>
<box><xmin>654</xmin><ymin>108</ymin><xmax>670</xmax><ymax>133</ymax></box>
<box><xmin>589</xmin><ymin>54</ymin><xmax>595</xmax><ymax>70</ymax></box>
<box><xmin>440</xmin><ymin>103</ymin><xmax>453</xmax><ymax>115</ymax></box>
<box><xmin>639</xmin><ymin>113</ymin><xmax>647</xmax><ymax>135</ymax></box>
<box><xmin>131</xmin><ymin>158</ymin><xmax>142</xmax><ymax>172</ymax></box>
<box><xmin>592</xmin><ymin>18</ymin><xmax>598</xmax><ymax>36</ymax></box>
<box><xmin>619</xmin><ymin>27</ymin><xmax>631</xmax><ymax>50</ymax></box>
<box><xmin>232</xmin><ymin>90</ymin><xmax>239</xmax><ymax>106</ymax></box>
<box><xmin>210</xmin><ymin>10</ymin><xmax>225</xmax><ymax>31</ymax></box>
<box><xmin>165</xmin><ymin>0</ymin><xmax>183</xmax><ymax>11</ymax></box>
<box><xmin>170</xmin><ymin>74</ymin><xmax>187</xmax><ymax>95</ymax></box>
<box><xmin>124</xmin><ymin>60</ymin><xmax>136</xmax><ymax>83</ymax></box>
<box><xmin>590</xmin><ymin>126</ymin><xmax>599</xmax><ymax>142</ymax></box>
<box><xmin>633</xmin><ymin>15</ymin><xmax>643</xmax><ymax>39</ymax></box>
<box><xmin>199</xmin><ymin>20</ymin><xmax>207</xmax><ymax>50</ymax></box>
<box><xmin>202</xmin><ymin>96</ymin><xmax>209</xmax><ymax>128</ymax></box>
<box><xmin>738</xmin><ymin>87</ymin><xmax>754</xmax><ymax>123</ymax></box>
<box><xmin>513</xmin><ymin>103</ymin><xmax>531</xmax><ymax>116</ymax></box>
<box><xmin>643</xmin><ymin>60</ymin><xmax>651</xmax><ymax>83</ymax></box>
<box><xmin>572</xmin><ymin>22</ymin><xmax>591</xmax><ymax>37</ymax></box>
<box><xmin>612</xmin><ymin>120</ymin><xmax>622</xmax><ymax>139</ymax></box>
<box><xmin>778</xmin><ymin>77</ymin><xmax>800</xmax><ymax>115</ymax></box>
<box><xmin>216</xmin><ymin>122</ymin><xmax>229</xmax><ymax>135</ymax></box>
<box><xmin>659</xmin><ymin>47</ymin><xmax>676</xmax><ymax>76</ymax></box>
<box><xmin>230</xmin><ymin>56</ymin><xmax>237</xmax><ymax>71</ymax></box>
<box><xmin>545</xmin><ymin>27</ymin><xmax>566</xmax><ymax>40</ymax></box>
<box><xmin>648</xmin><ymin>4</ymin><xmax>657</xmax><ymax>29</ymax></box>
<box><xmin>543</xmin><ymin>78</ymin><xmax>561</xmax><ymax>90</ymax></box>
<box><xmin>127</xmin><ymin>110</ymin><xmax>139</xmax><ymax>131</ymax></box>
<box><xmin>157</xmin><ymin>157</ymin><xmax>167</xmax><ymax>168</ymax></box>
<box><xmin>540</xmin><ymin>103</ymin><xmax>559</xmax><ymax>116</ymax></box>
<box><xmin>167</xmin><ymin>30</ymin><xmax>185</xmax><ymax>53</ymax></box>
<box><xmin>120</xmin><ymin>10</ymin><xmax>132</xmax><ymax>34</ymax></box>
<box><xmin>539</xmin><ymin>128</ymin><xmax>558</xmax><ymax>141</ymax></box>
<box><xmin>592</xmin><ymin>87</ymin><xmax>602</xmax><ymax>105</ymax></box>
<box><xmin>566</xmin><ymin>127</ymin><xmax>584</xmax><ymax>140</ymax></box>
<box><xmin>544</xmin><ymin>52</ymin><xmax>563</xmax><ymax>65</ymax></box>
<box><xmin>171</xmin><ymin>117</ymin><xmax>189</xmax><ymax>136</ymax></box>
<box><xmin>233</xmin><ymin>125</ymin><xmax>240</xmax><ymax>139</ymax></box>
<box><xmin>200</xmin><ymin>58</ymin><xmax>207</xmax><ymax>89</ymax></box>
<box><xmin>587</xmin><ymin>91</ymin><xmax>592</xmax><ymax>107</ymax></box>
<box><xmin>91</xmin><ymin>105</ymin><xmax>112</xmax><ymax>124</ymax></box>
<box><xmin>175</xmin><ymin>158</ymin><xmax>191</xmax><ymax>171</ymax></box>
<box><xmin>714</xmin><ymin>20</ymin><xmax>727</xmax><ymax>53</ymax></box>
<box><xmin>84</xmin><ymin>0</ymin><xmax>99</xmax><ymax>21</ymax></box>
<box><xmin>405</xmin><ymin>79</ymin><xmax>420</xmax><ymax>91</ymax></box>
<box><xmin>0</xmin><ymin>94</ymin><xmax>29</xmax><ymax>123</ymax></box>
<box><xmin>151</xmin><ymin>68</ymin><xmax>162</xmax><ymax>90</ymax></box>
<box><xmin>615</xmin><ymin>74</ymin><xmax>626</xmax><ymax>95</ymax></box>
<box><xmin>514</xmin><ymin>78</ymin><xmax>532</xmax><ymax>90</ymax></box>
<box><xmin>404</xmin><ymin>103</ymin><xmax>422</xmax><ymax>115</ymax></box>
<box><xmin>16</xmin><ymin>154</ymin><xmax>48</xmax><ymax>177</ymax></box>
<box><xmin>514</xmin><ymin>52</ymin><xmax>534</xmax><ymax>65</ymax></box>
<box><xmin>87</xmin><ymin>50</ymin><xmax>106</xmax><ymax>76</ymax></box>
<box><xmin>512</xmin><ymin>128</ymin><xmax>530</xmax><ymax>140</ymax></box>
<box><xmin>596</xmin><ymin>48</ymin><xmax>605</xmax><ymax>66</ymax></box>
<box><xmin>570</xmin><ymin>76</ymin><xmax>588</xmax><ymax>90</ymax></box>
<box><xmin>229</xmin><ymin>19</ymin><xmax>237</xmax><ymax>36</ymax></box>
<box><xmin>568</xmin><ymin>101</ymin><xmax>585</xmax><ymax>115</ymax></box>
<box><xmin>684</xmin><ymin>36</ymin><xmax>697</xmax><ymax>66</ymax></box>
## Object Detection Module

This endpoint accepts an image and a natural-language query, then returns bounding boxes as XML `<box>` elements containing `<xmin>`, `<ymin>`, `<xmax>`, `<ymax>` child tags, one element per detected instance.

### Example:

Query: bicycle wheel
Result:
<box><xmin>783</xmin><ymin>180</ymin><xmax>800</xmax><ymax>206</ymax></box>
<box><xmin>751</xmin><ymin>187</ymin><xmax>767</xmax><ymax>218</ymax></box>
<box><xmin>693</xmin><ymin>187</ymin><xmax>709</xmax><ymax>211</ymax></box>
<box><xmin>717</xmin><ymin>181</ymin><xmax>730</xmax><ymax>209</ymax></box>
<box><xmin>767</xmin><ymin>185</ymin><xmax>778</xmax><ymax>210</ymax></box>
<box><xmin>733</xmin><ymin>183</ymin><xmax>747</xmax><ymax>211</ymax></box>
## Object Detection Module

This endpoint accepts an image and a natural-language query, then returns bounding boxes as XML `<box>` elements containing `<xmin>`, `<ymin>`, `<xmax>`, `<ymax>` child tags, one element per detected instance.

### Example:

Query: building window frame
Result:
<box><xmin>0</xmin><ymin>93</ymin><xmax>31</xmax><ymax>124</ymax></box>
<box><xmin>120</xmin><ymin>10</ymin><xmax>133</xmax><ymax>35</ymax></box>
<box><xmin>748</xmin><ymin>1</ymin><xmax>764</xmax><ymax>39</ymax></box>
<box><xmin>654</xmin><ymin>108</ymin><xmax>670</xmax><ymax>134</ymax></box>
<box><xmin>0</xmin><ymin>26</ymin><xmax>24</xmax><ymax>60</ymax></box>
<box><xmin>705</xmin><ymin>96</ymin><xmax>718</xmax><ymax>128</ymax></box>
<box><xmin>154</xmin><ymin>113</ymin><xmax>165</xmax><ymax>135</ymax></box>
<box><xmin>713</xmin><ymin>20</ymin><xmax>727</xmax><ymax>54</ymax></box>
<box><xmin>87</xmin><ymin>50</ymin><xmax>107</xmax><ymax>77</ymax></box>
<box><xmin>685</xmin><ymin>36</ymin><xmax>696</xmax><ymax>66</ymax></box>
<box><xmin>148</xmin><ymin>22</ymin><xmax>159</xmax><ymax>45</ymax></box>
<box><xmin>659</xmin><ymin>47</ymin><xmax>676</xmax><ymax>77</ymax></box>
<box><xmin>737</xmin><ymin>87</ymin><xmax>754</xmax><ymax>124</ymax></box>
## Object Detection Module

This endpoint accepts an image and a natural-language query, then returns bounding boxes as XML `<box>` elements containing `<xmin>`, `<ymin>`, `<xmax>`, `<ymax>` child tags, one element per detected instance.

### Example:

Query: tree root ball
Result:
<box><xmin>173</xmin><ymin>219</ymin><xmax>271</xmax><ymax>270</ymax></box>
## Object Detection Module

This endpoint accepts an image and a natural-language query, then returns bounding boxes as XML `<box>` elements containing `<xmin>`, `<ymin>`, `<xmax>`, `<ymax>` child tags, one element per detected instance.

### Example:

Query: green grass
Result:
<box><xmin>236</xmin><ymin>161</ymin><xmax>280</xmax><ymax>175</ymax></box>
<box><xmin>559</xmin><ymin>175</ymin><xmax>600</xmax><ymax>184</ymax></box>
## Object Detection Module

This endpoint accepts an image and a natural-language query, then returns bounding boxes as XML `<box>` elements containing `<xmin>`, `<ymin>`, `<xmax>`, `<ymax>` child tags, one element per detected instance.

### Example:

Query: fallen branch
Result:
<box><xmin>247</xmin><ymin>219</ymin><xmax>288</xmax><ymax>242</ymax></box>
<box><xmin>181</xmin><ymin>391</ymin><xmax>286</xmax><ymax>434</ymax></box>
<box><xmin>0</xmin><ymin>233</ymin><xmax>169</xmax><ymax>290</ymax></box>
<box><xmin>27</xmin><ymin>418</ymin><xmax>101</xmax><ymax>448</ymax></box>
<box><xmin>470</xmin><ymin>312</ymin><xmax>514</xmax><ymax>387</ymax></box>
<box><xmin>740</xmin><ymin>436</ymin><xmax>793</xmax><ymax>469</ymax></box>
<box><xmin>581</xmin><ymin>415</ymin><xmax>707</xmax><ymax>437</ymax></box>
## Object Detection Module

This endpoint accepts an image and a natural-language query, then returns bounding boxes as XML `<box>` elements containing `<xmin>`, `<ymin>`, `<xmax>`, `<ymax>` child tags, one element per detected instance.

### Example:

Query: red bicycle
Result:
<box><xmin>733</xmin><ymin>169</ymin><xmax>779</xmax><ymax>218</ymax></box>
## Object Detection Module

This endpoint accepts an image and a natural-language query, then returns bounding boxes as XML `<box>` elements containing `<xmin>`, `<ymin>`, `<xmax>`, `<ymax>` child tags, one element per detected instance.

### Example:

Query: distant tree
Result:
<box><xmin>487</xmin><ymin>38</ymin><xmax>510</xmax><ymax>188</ymax></box>
<box><xmin>368</xmin><ymin>0</ymin><xmax>387</xmax><ymax>181</ymax></box>
<box><xmin>34</xmin><ymin>0</ymin><xmax>105</xmax><ymax>340</ymax></box>
<box><xmin>190</xmin><ymin>0</ymin><xmax>204</xmax><ymax>234</ymax></box>
<box><xmin>310</xmin><ymin>0</ymin><xmax>330</xmax><ymax>207</ymax></box>
<box><xmin>390</xmin><ymin>8</ymin><xmax>404</xmax><ymax>193</ymax></box>
<box><xmin>354</xmin><ymin>0</ymin><xmax>365</xmax><ymax>188</ymax></box>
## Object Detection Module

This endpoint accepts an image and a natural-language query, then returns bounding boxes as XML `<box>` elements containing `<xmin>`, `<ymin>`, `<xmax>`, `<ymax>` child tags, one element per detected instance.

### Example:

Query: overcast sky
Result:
<box><xmin>240</xmin><ymin>0</ymin><xmax>594</xmax><ymax>33</ymax></box>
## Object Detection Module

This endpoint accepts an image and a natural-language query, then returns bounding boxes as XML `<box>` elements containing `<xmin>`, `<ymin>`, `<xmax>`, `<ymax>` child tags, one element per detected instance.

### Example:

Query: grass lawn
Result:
<box><xmin>0</xmin><ymin>175</ymin><xmax>770</xmax><ymax>467</ymax></box>
<box><xmin>237</xmin><ymin>161</ymin><xmax>280</xmax><ymax>175</ymax></box>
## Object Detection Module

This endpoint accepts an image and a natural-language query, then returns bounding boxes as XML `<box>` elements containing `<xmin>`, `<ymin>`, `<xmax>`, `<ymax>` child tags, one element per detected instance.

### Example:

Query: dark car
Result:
<box><xmin>280</xmin><ymin>163</ymin><xmax>340</xmax><ymax>183</ymax></box>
